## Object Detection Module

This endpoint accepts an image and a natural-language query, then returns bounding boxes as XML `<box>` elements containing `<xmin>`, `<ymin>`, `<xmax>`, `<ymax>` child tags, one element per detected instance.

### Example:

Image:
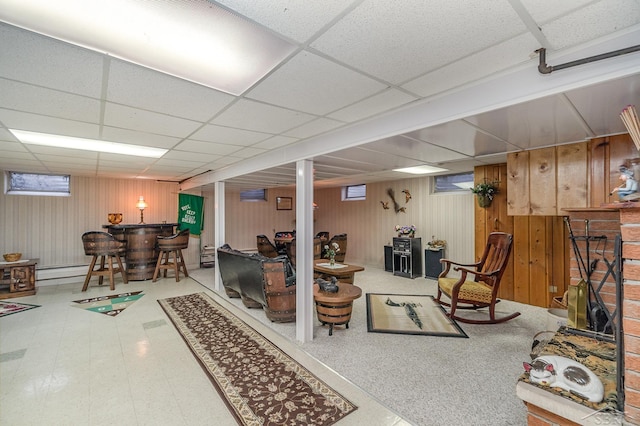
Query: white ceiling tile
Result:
<box><xmin>103</xmin><ymin>103</ymin><xmax>202</xmax><ymax>138</ymax></box>
<box><xmin>252</xmin><ymin>135</ymin><xmax>298</xmax><ymax>150</ymax></box>
<box><xmin>0</xmin><ymin>80</ymin><xmax>101</xmax><ymax>123</ymax></box>
<box><xmin>565</xmin><ymin>75</ymin><xmax>640</xmax><ymax>136</ymax></box>
<box><xmin>162</xmin><ymin>150</ymin><xmax>221</xmax><ymax>163</ymax></box>
<box><xmin>539</xmin><ymin>0</ymin><xmax>640</xmax><ymax>50</ymax></box>
<box><xmin>0</xmin><ymin>140</ymin><xmax>28</xmax><ymax>152</ymax></box>
<box><xmin>465</xmin><ymin>94</ymin><xmax>593</xmax><ymax>149</ymax></box>
<box><xmin>0</xmin><ymin>150</ymin><xmax>38</xmax><ymax>161</ymax></box>
<box><xmin>402</xmin><ymin>33</ymin><xmax>541</xmax><ymax>98</ymax></box>
<box><xmin>212</xmin><ymin>99</ymin><xmax>316</xmax><ymax>133</ymax></box>
<box><xmin>26</xmin><ymin>145</ymin><xmax>99</xmax><ymax>160</ymax></box>
<box><xmin>0</xmin><ymin>159</ymin><xmax>46</xmax><ymax>171</ymax></box>
<box><xmin>107</xmin><ymin>59</ymin><xmax>235</xmax><ymax>121</ymax></box>
<box><xmin>230</xmin><ymin>146</ymin><xmax>268</xmax><ymax>158</ymax></box>
<box><xmin>402</xmin><ymin>121</ymin><xmax>511</xmax><ymax>158</ymax></box>
<box><xmin>175</xmin><ymin>140</ymin><xmax>244</xmax><ymax>156</ymax></box>
<box><xmin>310</xmin><ymin>0</ymin><xmax>525</xmax><ymax>84</ymax></box>
<box><xmin>327</xmin><ymin>89</ymin><xmax>418</xmax><ymax>123</ymax></box>
<box><xmin>0</xmin><ymin>23</ymin><xmax>104</xmax><ymax>98</ymax></box>
<box><xmin>282</xmin><ymin>117</ymin><xmax>344</xmax><ymax>139</ymax></box>
<box><xmin>190</xmin><ymin>124</ymin><xmax>271</xmax><ymax>145</ymax></box>
<box><xmin>519</xmin><ymin>0</ymin><xmax>594</xmax><ymax>23</ymax></box>
<box><xmin>214</xmin><ymin>0</ymin><xmax>353</xmax><ymax>43</ymax></box>
<box><xmin>247</xmin><ymin>51</ymin><xmax>387</xmax><ymax>115</ymax></box>
<box><xmin>101</xmin><ymin>126</ymin><xmax>181</xmax><ymax>149</ymax></box>
<box><xmin>98</xmin><ymin>153</ymin><xmax>156</xmax><ymax>165</ymax></box>
<box><xmin>0</xmin><ymin>109</ymin><xmax>100</xmax><ymax>138</ymax></box>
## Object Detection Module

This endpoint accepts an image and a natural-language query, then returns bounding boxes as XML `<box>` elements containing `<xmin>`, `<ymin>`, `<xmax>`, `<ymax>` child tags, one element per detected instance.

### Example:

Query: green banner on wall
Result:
<box><xmin>178</xmin><ymin>193</ymin><xmax>204</xmax><ymax>235</ymax></box>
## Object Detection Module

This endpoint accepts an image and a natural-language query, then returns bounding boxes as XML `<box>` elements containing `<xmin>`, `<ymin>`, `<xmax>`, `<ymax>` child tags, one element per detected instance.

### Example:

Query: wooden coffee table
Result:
<box><xmin>313</xmin><ymin>259</ymin><xmax>364</xmax><ymax>284</ymax></box>
<box><xmin>313</xmin><ymin>283</ymin><xmax>362</xmax><ymax>336</ymax></box>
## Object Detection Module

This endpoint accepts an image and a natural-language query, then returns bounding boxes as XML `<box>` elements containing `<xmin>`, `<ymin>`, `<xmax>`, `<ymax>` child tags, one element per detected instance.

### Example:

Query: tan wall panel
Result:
<box><xmin>507</xmin><ymin>151</ymin><xmax>530</xmax><ymax>215</ymax></box>
<box><xmin>529</xmin><ymin>147</ymin><xmax>557</xmax><ymax>215</ymax></box>
<box><xmin>557</xmin><ymin>143</ymin><xmax>588</xmax><ymax>212</ymax></box>
<box><xmin>512</xmin><ymin>216</ymin><xmax>531</xmax><ymax>304</ymax></box>
<box><xmin>528</xmin><ymin>216</ymin><xmax>549</xmax><ymax>307</ymax></box>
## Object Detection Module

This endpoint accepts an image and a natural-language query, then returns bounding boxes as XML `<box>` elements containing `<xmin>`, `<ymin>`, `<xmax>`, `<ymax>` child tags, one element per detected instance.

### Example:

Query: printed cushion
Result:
<box><xmin>438</xmin><ymin>277</ymin><xmax>493</xmax><ymax>304</ymax></box>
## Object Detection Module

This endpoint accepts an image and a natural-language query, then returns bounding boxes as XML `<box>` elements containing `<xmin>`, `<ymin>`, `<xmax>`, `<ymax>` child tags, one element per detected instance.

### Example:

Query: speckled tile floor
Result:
<box><xmin>1</xmin><ymin>265</ymin><xmax>548</xmax><ymax>425</ymax></box>
<box><xmin>0</xmin><ymin>270</ymin><xmax>409</xmax><ymax>426</ymax></box>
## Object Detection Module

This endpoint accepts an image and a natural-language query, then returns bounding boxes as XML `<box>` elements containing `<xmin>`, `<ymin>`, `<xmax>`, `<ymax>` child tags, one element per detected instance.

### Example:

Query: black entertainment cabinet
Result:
<box><xmin>392</xmin><ymin>237</ymin><xmax>422</xmax><ymax>278</ymax></box>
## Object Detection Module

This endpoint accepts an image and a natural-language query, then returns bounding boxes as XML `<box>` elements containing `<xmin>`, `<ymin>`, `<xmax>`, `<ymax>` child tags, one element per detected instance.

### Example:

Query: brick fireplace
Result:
<box><xmin>520</xmin><ymin>206</ymin><xmax>640</xmax><ymax>425</ymax></box>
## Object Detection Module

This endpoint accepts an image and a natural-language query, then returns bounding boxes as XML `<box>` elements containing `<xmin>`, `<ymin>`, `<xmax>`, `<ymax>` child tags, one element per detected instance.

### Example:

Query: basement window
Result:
<box><xmin>434</xmin><ymin>172</ymin><xmax>474</xmax><ymax>193</ymax></box>
<box><xmin>5</xmin><ymin>171</ymin><xmax>71</xmax><ymax>196</ymax></box>
<box><xmin>240</xmin><ymin>188</ymin><xmax>267</xmax><ymax>202</ymax></box>
<box><xmin>342</xmin><ymin>184</ymin><xmax>366</xmax><ymax>201</ymax></box>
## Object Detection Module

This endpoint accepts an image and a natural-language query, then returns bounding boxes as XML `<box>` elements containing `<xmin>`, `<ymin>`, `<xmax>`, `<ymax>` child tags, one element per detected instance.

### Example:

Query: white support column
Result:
<box><xmin>214</xmin><ymin>181</ymin><xmax>225</xmax><ymax>293</ymax></box>
<box><xmin>295</xmin><ymin>159</ymin><xmax>314</xmax><ymax>343</ymax></box>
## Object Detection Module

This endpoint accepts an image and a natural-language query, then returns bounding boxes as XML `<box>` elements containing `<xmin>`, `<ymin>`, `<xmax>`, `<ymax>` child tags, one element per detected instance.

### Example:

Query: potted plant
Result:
<box><xmin>471</xmin><ymin>180</ymin><xmax>499</xmax><ymax>207</ymax></box>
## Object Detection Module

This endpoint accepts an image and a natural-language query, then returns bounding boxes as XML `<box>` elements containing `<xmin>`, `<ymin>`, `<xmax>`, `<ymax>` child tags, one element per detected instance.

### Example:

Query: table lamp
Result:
<box><xmin>136</xmin><ymin>196</ymin><xmax>148</xmax><ymax>224</ymax></box>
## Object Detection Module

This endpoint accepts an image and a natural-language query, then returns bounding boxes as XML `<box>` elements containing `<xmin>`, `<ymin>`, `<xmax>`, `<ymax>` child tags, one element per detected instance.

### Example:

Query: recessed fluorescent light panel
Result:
<box><xmin>0</xmin><ymin>0</ymin><xmax>296</xmax><ymax>95</ymax></box>
<box><xmin>9</xmin><ymin>129</ymin><xmax>168</xmax><ymax>158</ymax></box>
<box><xmin>393</xmin><ymin>165</ymin><xmax>449</xmax><ymax>175</ymax></box>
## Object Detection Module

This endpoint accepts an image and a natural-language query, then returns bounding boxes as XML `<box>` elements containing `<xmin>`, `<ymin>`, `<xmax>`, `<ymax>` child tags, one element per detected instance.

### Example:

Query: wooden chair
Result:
<box><xmin>152</xmin><ymin>229</ymin><xmax>189</xmax><ymax>282</ymax></box>
<box><xmin>81</xmin><ymin>231</ymin><xmax>128</xmax><ymax>291</ymax></box>
<box><xmin>286</xmin><ymin>238</ymin><xmax>296</xmax><ymax>267</ymax></box>
<box><xmin>313</xmin><ymin>237</ymin><xmax>322</xmax><ymax>259</ymax></box>
<box><xmin>436</xmin><ymin>232</ymin><xmax>520</xmax><ymax>324</ymax></box>
<box><xmin>325</xmin><ymin>233</ymin><xmax>347</xmax><ymax>263</ymax></box>
<box><xmin>315</xmin><ymin>231</ymin><xmax>330</xmax><ymax>243</ymax></box>
<box><xmin>257</xmin><ymin>235</ymin><xmax>279</xmax><ymax>258</ymax></box>
<box><xmin>274</xmin><ymin>231</ymin><xmax>294</xmax><ymax>255</ymax></box>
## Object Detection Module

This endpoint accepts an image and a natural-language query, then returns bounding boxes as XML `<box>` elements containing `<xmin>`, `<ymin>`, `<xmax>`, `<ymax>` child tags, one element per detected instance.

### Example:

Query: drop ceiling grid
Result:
<box><xmin>106</xmin><ymin>59</ymin><xmax>236</xmax><ymax>122</ymax></box>
<box><xmin>0</xmin><ymin>109</ymin><xmax>101</xmax><ymax>139</ymax></box>
<box><xmin>0</xmin><ymin>23</ymin><xmax>104</xmax><ymax>97</ymax></box>
<box><xmin>245</xmin><ymin>50</ymin><xmax>388</xmax><ymax>115</ymax></box>
<box><xmin>213</xmin><ymin>0</ymin><xmax>355</xmax><ymax>44</ymax></box>
<box><xmin>309</xmin><ymin>0</ymin><xmax>526</xmax><ymax>85</ymax></box>
<box><xmin>211</xmin><ymin>99</ymin><xmax>317</xmax><ymax>134</ymax></box>
<box><xmin>103</xmin><ymin>103</ymin><xmax>202</xmax><ymax>138</ymax></box>
<box><xmin>0</xmin><ymin>80</ymin><xmax>101</xmax><ymax>123</ymax></box>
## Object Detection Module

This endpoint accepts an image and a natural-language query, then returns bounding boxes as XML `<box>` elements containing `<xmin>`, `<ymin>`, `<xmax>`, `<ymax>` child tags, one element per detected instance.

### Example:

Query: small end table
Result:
<box><xmin>313</xmin><ymin>283</ymin><xmax>362</xmax><ymax>336</ymax></box>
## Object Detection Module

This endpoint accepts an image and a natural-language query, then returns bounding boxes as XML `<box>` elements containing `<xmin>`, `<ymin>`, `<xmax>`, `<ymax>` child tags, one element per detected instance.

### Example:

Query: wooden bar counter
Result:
<box><xmin>103</xmin><ymin>223</ymin><xmax>177</xmax><ymax>281</ymax></box>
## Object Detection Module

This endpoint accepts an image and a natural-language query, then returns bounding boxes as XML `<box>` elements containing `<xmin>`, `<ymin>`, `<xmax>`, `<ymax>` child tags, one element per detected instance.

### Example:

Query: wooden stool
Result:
<box><xmin>81</xmin><ymin>231</ymin><xmax>128</xmax><ymax>291</ymax></box>
<box><xmin>153</xmin><ymin>229</ymin><xmax>189</xmax><ymax>282</ymax></box>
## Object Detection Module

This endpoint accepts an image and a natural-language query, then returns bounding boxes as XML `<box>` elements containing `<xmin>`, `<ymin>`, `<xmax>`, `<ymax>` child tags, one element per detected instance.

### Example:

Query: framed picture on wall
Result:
<box><xmin>276</xmin><ymin>196</ymin><xmax>292</xmax><ymax>210</ymax></box>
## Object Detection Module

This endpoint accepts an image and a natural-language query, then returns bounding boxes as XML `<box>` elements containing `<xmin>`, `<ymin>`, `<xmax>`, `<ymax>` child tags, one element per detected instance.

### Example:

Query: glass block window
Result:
<box><xmin>5</xmin><ymin>171</ymin><xmax>71</xmax><ymax>196</ymax></box>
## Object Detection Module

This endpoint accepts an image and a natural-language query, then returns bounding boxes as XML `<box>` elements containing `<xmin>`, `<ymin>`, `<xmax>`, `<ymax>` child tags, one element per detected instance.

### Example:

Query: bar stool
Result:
<box><xmin>153</xmin><ymin>228</ymin><xmax>190</xmax><ymax>282</ymax></box>
<box><xmin>81</xmin><ymin>231</ymin><xmax>128</xmax><ymax>291</ymax></box>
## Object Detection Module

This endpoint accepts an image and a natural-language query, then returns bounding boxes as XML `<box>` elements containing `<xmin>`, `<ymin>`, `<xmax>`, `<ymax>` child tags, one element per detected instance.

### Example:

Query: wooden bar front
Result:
<box><xmin>103</xmin><ymin>223</ymin><xmax>177</xmax><ymax>280</ymax></box>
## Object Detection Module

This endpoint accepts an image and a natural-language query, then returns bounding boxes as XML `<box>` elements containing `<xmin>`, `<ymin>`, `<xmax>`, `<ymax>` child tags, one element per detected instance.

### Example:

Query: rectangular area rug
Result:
<box><xmin>366</xmin><ymin>293</ymin><xmax>467</xmax><ymax>338</ymax></box>
<box><xmin>0</xmin><ymin>300</ymin><xmax>40</xmax><ymax>317</ymax></box>
<box><xmin>158</xmin><ymin>292</ymin><xmax>357</xmax><ymax>426</ymax></box>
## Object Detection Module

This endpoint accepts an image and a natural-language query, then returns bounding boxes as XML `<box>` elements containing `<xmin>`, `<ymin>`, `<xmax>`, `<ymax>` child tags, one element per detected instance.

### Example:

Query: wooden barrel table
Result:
<box><xmin>313</xmin><ymin>283</ymin><xmax>362</xmax><ymax>336</ymax></box>
<box><xmin>104</xmin><ymin>223</ymin><xmax>177</xmax><ymax>281</ymax></box>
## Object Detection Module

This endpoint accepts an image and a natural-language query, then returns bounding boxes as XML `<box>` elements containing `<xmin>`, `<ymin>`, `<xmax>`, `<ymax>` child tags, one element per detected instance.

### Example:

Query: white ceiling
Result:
<box><xmin>1</xmin><ymin>0</ymin><xmax>639</xmax><ymax>191</ymax></box>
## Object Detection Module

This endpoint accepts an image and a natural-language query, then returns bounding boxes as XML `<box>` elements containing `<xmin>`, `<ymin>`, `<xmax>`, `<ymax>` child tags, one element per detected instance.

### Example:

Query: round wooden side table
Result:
<box><xmin>313</xmin><ymin>283</ymin><xmax>362</xmax><ymax>336</ymax></box>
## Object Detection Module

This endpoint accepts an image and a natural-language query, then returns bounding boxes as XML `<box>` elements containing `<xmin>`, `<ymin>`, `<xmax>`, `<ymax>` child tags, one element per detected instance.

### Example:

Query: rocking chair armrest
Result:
<box><xmin>453</xmin><ymin>265</ymin><xmax>499</xmax><ymax>280</ymax></box>
<box><xmin>439</xmin><ymin>258</ymin><xmax>481</xmax><ymax>268</ymax></box>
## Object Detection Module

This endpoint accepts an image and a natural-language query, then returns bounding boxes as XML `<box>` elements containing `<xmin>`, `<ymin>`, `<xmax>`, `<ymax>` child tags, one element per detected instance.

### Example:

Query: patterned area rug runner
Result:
<box><xmin>0</xmin><ymin>301</ymin><xmax>40</xmax><ymax>317</ymax></box>
<box><xmin>158</xmin><ymin>292</ymin><xmax>357</xmax><ymax>426</ymax></box>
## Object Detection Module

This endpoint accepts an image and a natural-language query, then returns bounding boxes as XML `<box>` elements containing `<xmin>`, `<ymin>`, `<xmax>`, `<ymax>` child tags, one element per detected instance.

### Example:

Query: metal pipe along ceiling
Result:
<box><xmin>537</xmin><ymin>45</ymin><xmax>640</xmax><ymax>74</ymax></box>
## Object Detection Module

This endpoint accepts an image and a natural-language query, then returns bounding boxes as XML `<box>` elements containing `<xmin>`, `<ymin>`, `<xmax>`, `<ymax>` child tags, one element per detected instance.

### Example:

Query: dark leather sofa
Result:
<box><xmin>216</xmin><ymin>244</ymin><xmax>296</xmax><ymax>322</ymax></box>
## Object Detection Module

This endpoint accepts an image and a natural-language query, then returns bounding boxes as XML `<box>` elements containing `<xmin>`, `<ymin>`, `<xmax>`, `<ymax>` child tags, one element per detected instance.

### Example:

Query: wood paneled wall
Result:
<box><xmin>475</xmin><ymin>164</ymin><xmax>569</xmax><ymax>307</ymax></box>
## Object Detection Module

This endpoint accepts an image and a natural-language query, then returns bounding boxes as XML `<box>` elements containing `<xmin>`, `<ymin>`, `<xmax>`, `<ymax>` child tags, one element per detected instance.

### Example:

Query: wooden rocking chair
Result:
<box><xmin>436</xmin><ymin>232</ymin><xmax>520</xmax><ymax>324</ymax></box>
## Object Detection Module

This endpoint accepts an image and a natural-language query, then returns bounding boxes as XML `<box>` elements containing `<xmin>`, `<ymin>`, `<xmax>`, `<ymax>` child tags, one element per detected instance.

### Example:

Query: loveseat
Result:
<box><xmin>216</xmin><ymin>244</ymin><xmax>296</xmax><ymax>322</ymax></box>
